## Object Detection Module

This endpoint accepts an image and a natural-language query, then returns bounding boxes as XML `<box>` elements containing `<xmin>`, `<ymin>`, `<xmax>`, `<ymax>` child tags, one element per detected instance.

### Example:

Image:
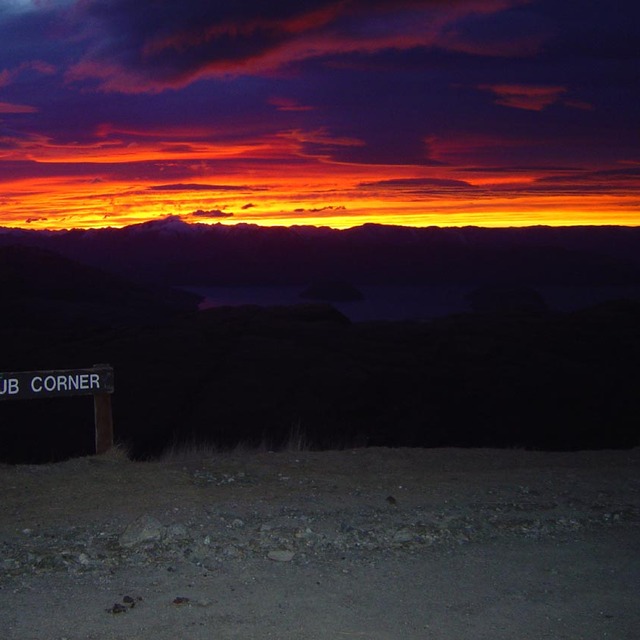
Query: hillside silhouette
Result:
<box><xmin>2</xmin><ymin>224</ymin><xmax>640</xmax><ymax>463</ymax></box>
<box><xmin>2</xmin><ymin>219</ymin><xmax>640</xmax><ymax>287</ymax></box>
<box><xmin>1</xmin><ymin>244</ymin><xmax>200</xmax><ymax>331</ymax></box>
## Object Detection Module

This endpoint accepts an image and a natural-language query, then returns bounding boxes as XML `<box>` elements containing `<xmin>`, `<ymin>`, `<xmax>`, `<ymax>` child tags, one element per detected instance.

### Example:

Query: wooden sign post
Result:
<box><xmin>0</xmin><ymin>364</ymin><xmax>115</xmax><ymax>454</ymax></box>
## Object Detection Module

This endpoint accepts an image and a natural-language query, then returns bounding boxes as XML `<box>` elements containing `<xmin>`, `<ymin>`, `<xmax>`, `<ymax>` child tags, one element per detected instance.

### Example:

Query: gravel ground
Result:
<box><xmin>1</xmin><ymin>447</ymin><xmax>638</xmax><ymax>639</ymax></box>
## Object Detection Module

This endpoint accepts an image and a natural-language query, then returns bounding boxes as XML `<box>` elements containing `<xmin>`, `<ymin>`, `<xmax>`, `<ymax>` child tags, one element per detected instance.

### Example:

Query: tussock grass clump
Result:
<box><xmin>159</xmin><ymin>422</ymin><xmax>314</xmax><ymax>462</ymax></box>
<box><xmin>285</xmin><ymin>421</ymin><xmax>311</xmax><ymax>452</ymax></box>
<box><xmin>97</xmin><ymin>442</ymin><xmax>132</xmax><ymax>462</ymax></box>
<box><xmin>159</xmin><ymin>438</ymin><xmax>222</xmax><ymax>462</ymax></box>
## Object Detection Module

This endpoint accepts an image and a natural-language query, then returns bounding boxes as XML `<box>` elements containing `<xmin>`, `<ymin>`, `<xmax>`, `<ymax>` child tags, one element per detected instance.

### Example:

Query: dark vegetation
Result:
<box><xmin>1</xmin><ymin>223</ymin><xmax>640</xmax><ymax>464</ymax></box>
<box><xmin>0</xmin><ymin>245</ymin><xmax>199</xmax><ymax>330</ymax></box>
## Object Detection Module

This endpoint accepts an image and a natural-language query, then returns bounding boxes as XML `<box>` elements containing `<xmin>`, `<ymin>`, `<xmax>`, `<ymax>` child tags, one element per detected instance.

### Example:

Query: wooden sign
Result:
<box><xmin>0</xmin><ymin>366</ymin><xmax>114</xmax><ymax>400</ymax></box>
<box><xmin>0</xmin><ymin>364</ymin><xmax>115</xmax><ymax>454</ymax></box>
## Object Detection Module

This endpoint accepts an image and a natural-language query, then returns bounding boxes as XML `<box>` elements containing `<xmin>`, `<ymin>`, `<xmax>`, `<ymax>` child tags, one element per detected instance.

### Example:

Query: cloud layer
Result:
<box><xmin>66</xmin><ymin>0</ymin><xmax>533</xmax><ymax>92</ymax></box>
<box><xmin>0</xmin><ymin>0</ymin><xmax>638</xmax><ymax>229</ymax></box>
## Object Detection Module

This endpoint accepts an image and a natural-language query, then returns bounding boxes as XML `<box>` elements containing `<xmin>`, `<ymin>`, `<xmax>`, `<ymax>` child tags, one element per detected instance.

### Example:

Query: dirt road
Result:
<box><xmin>1</xmin><ymin>447</ymin><xmax>638</xmax><ymax>639</ymax></box>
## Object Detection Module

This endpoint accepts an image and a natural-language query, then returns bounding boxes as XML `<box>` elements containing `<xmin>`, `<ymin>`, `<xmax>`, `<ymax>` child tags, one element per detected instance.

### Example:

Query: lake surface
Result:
<box><xmin>182</xmin><ymin>284</ymin><xmax>640</xmax><ymax>322</ymax></box>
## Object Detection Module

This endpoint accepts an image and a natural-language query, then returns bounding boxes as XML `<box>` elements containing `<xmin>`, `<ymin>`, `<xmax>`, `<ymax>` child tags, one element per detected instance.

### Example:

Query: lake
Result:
<box><xmin>181</xmin><ymin>284</ymin><xmax>640</xmax><ymax>322</ymax></box>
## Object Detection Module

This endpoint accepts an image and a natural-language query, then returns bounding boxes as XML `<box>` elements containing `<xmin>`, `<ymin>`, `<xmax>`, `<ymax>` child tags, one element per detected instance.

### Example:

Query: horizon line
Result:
<box><xmin>2</xmin><ymin>214</ymin><xmax>640</xmax><ymax>234</ymax></box>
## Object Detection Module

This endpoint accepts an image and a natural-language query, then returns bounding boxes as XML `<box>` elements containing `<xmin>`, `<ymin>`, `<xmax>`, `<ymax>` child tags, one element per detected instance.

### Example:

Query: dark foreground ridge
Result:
<box><xmin>2</xmin><ymin>228</ymin><xmax>640</xmax><ymax>463</ymax></box>
<box><xmin>2</xmin><ymin>293</ymin><xmax>640</xmax><ymax>462</ymax></box>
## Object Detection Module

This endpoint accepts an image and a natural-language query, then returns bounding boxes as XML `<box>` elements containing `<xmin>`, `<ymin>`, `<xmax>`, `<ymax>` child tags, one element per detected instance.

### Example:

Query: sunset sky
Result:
<box><xmin>0</xmin><ymin>0</ymin><xmax>638</xmax><ymax>230</ymax></box>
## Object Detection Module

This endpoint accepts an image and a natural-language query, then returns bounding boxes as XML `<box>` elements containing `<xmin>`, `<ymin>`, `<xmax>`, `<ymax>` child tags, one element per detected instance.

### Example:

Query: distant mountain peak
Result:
<box><xmin>1</xmin><ymin>221</ymin><xmax>639</xmax><ymax>289</ymax></box>
<box><xmin>128</xmin><ymin>215</ymin><xmax>203</xmax><ymax>235</ymax></box>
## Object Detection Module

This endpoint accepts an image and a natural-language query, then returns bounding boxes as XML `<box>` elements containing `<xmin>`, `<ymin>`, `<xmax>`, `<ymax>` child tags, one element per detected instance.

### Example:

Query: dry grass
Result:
<box><xmin>97</xmin><ymin>442</ymin><xmax>132</xmax><ymax>461</ymax></box>
<box><xmin>285</xmin><ymin>420</ymin><xmax>311</xmax><ymax>452</ymax></box>
<box><xmin>158</xmin><ymin>438</ymin><xmax>222</xmax><ymax>462</ymax></box>
<box><xmin>159</xmin><ymin>422</ymin><xmax>313</xmax><ymax>462</ymax></box>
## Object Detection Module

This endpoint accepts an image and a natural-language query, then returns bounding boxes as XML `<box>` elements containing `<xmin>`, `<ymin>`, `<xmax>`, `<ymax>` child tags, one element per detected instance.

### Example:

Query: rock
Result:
<box><xmin>393</xmin><ymin>529</ymin><xmax>414</xmax><ymax>543</ymax></box>
<box><xmin>165</xmin><ymin>523</ymin><xmax>190</xmax><ymax>540</ymax></box>
<box><xmin>106</xmin><ymin>603</ymin><xmax>128</xmax><ymax>614</ymax></box>
<box><xmin>77</xmin><ymin>553</ymin><xmax>90</xmax><ymax>566</ymax></box>
<box><xmin>1</xmin><ymin>558</ymin><xmax>19</xmax><ymax>571</ymax></box>
<box><xmin>119</xmin><ymin>515</ymin><xmax>165</xmax><ymax>547</ymax></box>
<box><xmin>268</xmin><ymin>550</ymin><xmax>295</xmax><ymax>562</ymax></box>
<box><xmin>223</xmin><ymin>544</ymin><xmax>242</xmax><ymax>558</ymax></box>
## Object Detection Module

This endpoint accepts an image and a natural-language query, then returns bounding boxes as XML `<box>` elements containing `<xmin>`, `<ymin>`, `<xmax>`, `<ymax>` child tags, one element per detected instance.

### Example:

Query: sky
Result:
<box><xmin>0</xmin><ymin>0</ymin><xmax>638</xmax><ymax>230</ymax></box>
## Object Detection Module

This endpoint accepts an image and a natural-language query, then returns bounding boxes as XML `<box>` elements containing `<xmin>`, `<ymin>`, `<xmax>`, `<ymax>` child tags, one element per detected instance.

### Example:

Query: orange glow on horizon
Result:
<box><xmin>1</xmin><ymin>1</ymin><xmax>638</xmax><ymax>234</ymax></box>
<box><xmin>1</xmin><ymin>131</ymin><xmax>638</xmax><ymax>231</ymax></box>
<box><xmin>2</xmin><ymin>180</ymin><xmax>638</xmax><ymax>232</ymax></box>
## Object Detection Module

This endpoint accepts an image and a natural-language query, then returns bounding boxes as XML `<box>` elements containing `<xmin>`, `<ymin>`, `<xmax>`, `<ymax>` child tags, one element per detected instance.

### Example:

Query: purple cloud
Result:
<box><xmin>149</xmin><ymin>183</ymin><xmax>250</xmax><ymax>192</ymax></box>
<box><xmin>65</xmin><ymin>0</ymin><xmax>530</xmax><ymax>92</ymax></box>
<box><xmin>190</xmin><ymin>208</ymin><xmax>234</xmax><ymax>218</ymax></box>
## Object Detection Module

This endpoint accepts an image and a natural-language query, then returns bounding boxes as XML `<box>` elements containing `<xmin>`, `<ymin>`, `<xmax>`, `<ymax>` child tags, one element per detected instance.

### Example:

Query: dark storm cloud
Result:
<box><xmin>361</xmin><ymin>178</ymin><xmax>474</xmax><ymax>189</ymax></box>
<box><xmin>535</xmin><ymin>167</ymin><xmax>640</xmax><ymax>187</ymax></box>
<box><xmin>67</xmin><ymin>0</ymin><xmax>349</xmax><ymax>90</ymax></box>
<box><xmin>536</xmin><ymin>0</ymin><xmax>640</xmax><ymax>62</ymax></box>
<box><xmin>464</xmin><ymin>166</ymin><xmax>582</xmax><ymax>173</ymax></box>
<box><xmin>65</xmin><ymin>0</ymin><xmax>531</xmax><ymax>92</ymax></box>
<box><xmin>0</xmin><ymin>3</ymin><xmax>79</xmax><ymax>80</ymax></box>
<box><xmin>148</xmin><ymin>183</ymin><xmax>250</xmax><ymax>192</ymax></box>
<box><xmin>293</xmin><ymin>205</ymin><xmax>346</xmax><ymax>213</ymax></box>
